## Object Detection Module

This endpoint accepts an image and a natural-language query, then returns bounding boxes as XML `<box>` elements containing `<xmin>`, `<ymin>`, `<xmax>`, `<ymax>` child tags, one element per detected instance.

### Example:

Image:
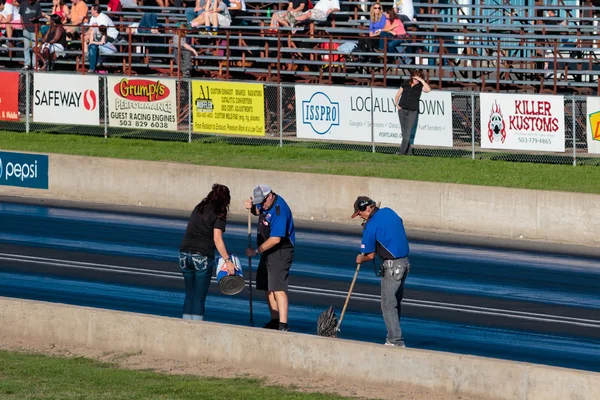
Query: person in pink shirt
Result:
<box><xmin>378</xmin><ymin>8</ymin><xmax>407</xmax><ymax>51</ymax></box>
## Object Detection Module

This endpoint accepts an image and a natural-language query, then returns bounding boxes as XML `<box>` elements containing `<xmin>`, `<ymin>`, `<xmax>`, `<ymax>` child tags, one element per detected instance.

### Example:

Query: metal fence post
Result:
<box><xmin>188</xmin><ymin>80</ymin><xmax>192</xmax><ymax>144</ymax></box>
<box><xmin>25</xmin><ymin>71</ymin><xmax>30</xmax><ymax>133</ymax></box>
<box><xmin>104</xmin><ymin>76</ymin><xmax>108</xmax><ymax>139</ymax></box>
<box><xmin>371</xmin><ymin>86</ymin><xmax>375</xmax><ymax>153</ymax></box>
<box><xmin>471</xmin><ymin>92</ymin><xmax>475</xmax><ymax>160</ymax></box>
<box><xmin>279</xmin><ymin>83</ymin><xmax>283</xmax><ymax>148</ymax></box>
<box><xmin>572</xmin><ymin>95</ymin><xmax>576</xmax><ymax>166</ymax></box>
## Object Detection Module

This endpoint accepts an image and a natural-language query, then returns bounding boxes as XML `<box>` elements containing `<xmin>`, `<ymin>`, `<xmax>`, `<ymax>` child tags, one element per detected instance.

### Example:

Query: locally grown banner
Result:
<box><xmin>108</xmin><ymin>77</ymin><xmax>178</xmax><ymax>131</ymax></box>
<box><xmin>480</xmin><ymin>93</ymin><xmax>565</xmax><ymax>152</ymax></box>
<box><xmin>33</xmin><ymin>73</ymin><xmax>99</xmax><ymax>126</ymax></box>
<box><xmin>295</xmin><ymin>85</ymin><xmax>453</xmax><ymax>147</ymax></box>
<box><xmin>586</xmin><ymin>97</ymin><xmax>600</xmax><ymax>155</ymax></box>
<box><xmin>192</xmin><ymin>81</ymin><xmax>265</xmax><ymax>136</ymax></box>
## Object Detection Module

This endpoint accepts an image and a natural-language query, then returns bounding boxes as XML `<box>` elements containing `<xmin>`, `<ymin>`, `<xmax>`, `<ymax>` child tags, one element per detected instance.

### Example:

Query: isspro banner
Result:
<box><xmin>191</xmin><ymin>81</ymin><xmax>265</xmax><ymax>136</ymax></box>
<box><xmin>295</xmin><ymin>85</ymin><xmax>453</xmax><ymax>147</ymax></box>
<box><xmin>0</xmin><ymin>151</ymin><xmax>49</xmax><ymax>189</ymax></box>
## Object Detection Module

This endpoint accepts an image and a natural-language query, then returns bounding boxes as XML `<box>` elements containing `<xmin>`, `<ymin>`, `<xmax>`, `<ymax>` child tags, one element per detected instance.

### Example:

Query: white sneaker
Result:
<box><xmin>384</xmin><ymin>340</ymin><xmax>405</xmax><ymax>347</ymax></box>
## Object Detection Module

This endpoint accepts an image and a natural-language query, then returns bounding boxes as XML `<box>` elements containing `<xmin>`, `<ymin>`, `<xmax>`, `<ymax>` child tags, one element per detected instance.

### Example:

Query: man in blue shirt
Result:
<box><xmin>246</xmin><ymin>185</ymin><xmax>295</xmax><ymax>332</ymax></box>
<box><xmin>352</xmin><ymin>196</ymin><xmax>410</xmax><ymax>347</ymax></box>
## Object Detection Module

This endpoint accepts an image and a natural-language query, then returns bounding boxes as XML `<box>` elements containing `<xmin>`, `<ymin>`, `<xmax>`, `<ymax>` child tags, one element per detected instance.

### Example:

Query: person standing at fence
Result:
<box><xmin>394</xmin><ymin>69</ymin><xmax>430</xmax><ymax>155</ymax></box>
<box><xmin>19</xmin><ymin>0</ymin><xmax>42</xmax><ymax>69</ymax></box>
<box><xmin>245</xmin><ymin>185</ymin><xmax>296</xmax><ymax>332</ymax></box>
<box><xmin>179</xmin><ymin>183</ymin><xmax>237</xmax><ymax>321</ymax></box>
<box><xmin>351</xmin><ymin>196</ymin><xmax>410</xmax><ymax>347</ymax></box>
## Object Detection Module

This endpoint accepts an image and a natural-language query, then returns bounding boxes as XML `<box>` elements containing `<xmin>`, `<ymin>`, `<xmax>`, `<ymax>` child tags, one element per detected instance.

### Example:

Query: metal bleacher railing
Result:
<box><xmin>0</xmin><ymin>1</ymin><xmax>598</xmax><ymax>94</ymax></box>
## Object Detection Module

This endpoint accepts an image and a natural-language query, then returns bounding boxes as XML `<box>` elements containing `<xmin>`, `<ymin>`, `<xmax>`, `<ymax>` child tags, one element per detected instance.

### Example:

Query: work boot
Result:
<box><xmin>262</xmin><ymin>318</ymin><xmax>279</xmax><ymax>329</ymax></box>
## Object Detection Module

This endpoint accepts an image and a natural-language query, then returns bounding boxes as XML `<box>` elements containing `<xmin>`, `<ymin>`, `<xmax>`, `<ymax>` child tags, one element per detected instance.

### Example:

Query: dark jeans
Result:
<box><xmin>398</xmin><ymin>108</ymin><xmax>418</xmax><ymax>154</ymax></box>
<box><xmin>381</xmin><ymin>258</ymin><xmax>410</xmax><ymax>345</ymax></box>
<box><xmin>88</xmin><ymin>44</ymin><xmax>99</xmax><ymax>72</ymax></box>
<box><xmin>139</xmin><ymin>12</ymin><xmax>160</xmax><ymax>33</ymax></box>
<box><xmin>179</xmin><ymin>251</ymin><xmax>214</xmax><ymax>320</ymax></box>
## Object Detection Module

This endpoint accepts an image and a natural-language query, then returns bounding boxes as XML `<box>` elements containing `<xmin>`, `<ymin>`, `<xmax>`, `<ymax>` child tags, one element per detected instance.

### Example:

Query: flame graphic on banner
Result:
<box><xmin>488</xmin><ymin>101</ymin><xmax>506</xmax><ymax>144</ymax></box>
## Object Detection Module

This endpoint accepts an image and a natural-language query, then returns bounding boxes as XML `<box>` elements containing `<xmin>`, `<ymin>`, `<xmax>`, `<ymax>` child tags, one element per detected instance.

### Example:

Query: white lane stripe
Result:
<box><xmin>1</xmin><ymin>252</ymin><xmax>599</xmax><ymax>328</ymax></box>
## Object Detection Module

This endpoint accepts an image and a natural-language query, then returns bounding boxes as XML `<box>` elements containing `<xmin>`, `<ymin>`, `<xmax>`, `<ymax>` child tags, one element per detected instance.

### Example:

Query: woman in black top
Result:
<box><xmin>179</xmin><ymin>183</ymin><xmax>236</xmax><ymax>321</ymax></box>
<box><xmin>393</xmin><ymin>69</ymin><xmax>431</xmax><ymax>155</ymax></box>
<box><xmin>34</xmin><ymin>14</ymin><xmax>66</xmax><ymax>71</ymax></box>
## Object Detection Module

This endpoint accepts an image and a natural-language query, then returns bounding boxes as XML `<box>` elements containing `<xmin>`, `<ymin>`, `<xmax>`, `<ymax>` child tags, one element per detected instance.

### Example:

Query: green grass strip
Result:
<box><xmin>1</xmin><ymin>130</ymin><xmax>599</xmax><ymax>194</ymax></box>
<box><xmin>0</xmin><ymin>350</ymin><xmax>347</xmax><ymax>400</ymax></box>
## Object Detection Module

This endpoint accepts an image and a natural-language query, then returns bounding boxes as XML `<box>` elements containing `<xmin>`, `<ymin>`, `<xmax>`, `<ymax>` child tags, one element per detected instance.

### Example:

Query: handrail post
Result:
<box><xmin>81</xmin><ymin>24</ymin><xmax>86</xmax><ymax>74</ymax></box>
<box><xmin>34</xmin><ymin>23</ymin><xmax>39</xmax><ymax>72</ymax></box>
<box><xmin>496</xmin><ymin>39</ymin><xmax>501</xmax><ymax>92</ymax></box>
<box><xmin>553</xmin><ymin>41</ymin><xmax>558</xmax><ymax>95</ymax></box>
<box><xmin>226</xmin><ymin>30</ymin><xmax>230</xmax><ymax>79</ymax></box>
<box><xmin>128</xmin><ymin>29</ymin><xmax>132</xmax><ymax>76</ymax></box>
<box><xmin>438</xmin><ymin>38</ymin><xmax>444</xmax><ymax>89</ymax></box>
<box><xmin>276</xmin><ymin>32</ymin><xmax>281</xmax><ymax>84</ymax></box>
<box><xmin>177</xmin><ymin>27</ymin><xmax>182</xmax><ymax>80</ymax></box>
<box><xmin>328</xmin><ymin>35</ymin><xmax>332</xmax><ymax>84</ymax></box>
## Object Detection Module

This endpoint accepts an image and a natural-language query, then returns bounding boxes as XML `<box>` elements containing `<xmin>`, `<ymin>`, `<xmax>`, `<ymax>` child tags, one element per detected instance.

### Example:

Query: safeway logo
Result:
<box><xmin>83</xmin><ymin>90</ymin><xmax>97</xmax><ymax>111</ymax></box>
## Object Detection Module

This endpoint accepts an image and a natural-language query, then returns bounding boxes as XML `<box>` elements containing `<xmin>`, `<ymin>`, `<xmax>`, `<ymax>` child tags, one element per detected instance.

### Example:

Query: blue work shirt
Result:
<box><xmin>257</xmin><ymin>194</ymin><xmax>296</xmax><ymax>248</ymax></box>
<box><xmin>360</xmin><ymin>207</ymin><xmax>409</xmax><ymax>259</ymax></box>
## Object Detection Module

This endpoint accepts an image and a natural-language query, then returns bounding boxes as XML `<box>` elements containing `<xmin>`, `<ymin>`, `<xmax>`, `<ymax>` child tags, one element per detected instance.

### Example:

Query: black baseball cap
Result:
<box><xmin>351</xmin><ymin>196</ymin><xmax>373</xmax><ymax>218</ymax></box>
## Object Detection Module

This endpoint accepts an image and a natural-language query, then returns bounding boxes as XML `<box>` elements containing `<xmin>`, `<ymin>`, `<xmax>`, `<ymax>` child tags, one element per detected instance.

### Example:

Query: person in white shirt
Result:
<box><xmin>293</xmin><ymin>0</ymin><xmax>339</xmax><ymax>23</ymax></box>
<box><xmin>85</xmin><ymin>4</ymin><xmax>118</xmax><ymax>53</ymax></box>
<box><xmin>394</xmin><ymin>0</ymin><xmax>414</xmax><ymax>22</ymax></box>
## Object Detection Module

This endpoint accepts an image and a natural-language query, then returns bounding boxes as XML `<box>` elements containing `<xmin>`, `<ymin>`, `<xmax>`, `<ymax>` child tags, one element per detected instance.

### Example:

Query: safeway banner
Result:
<box><xmin>33</xmin><ymin>73</ymin><xmax>99</xmax><ymax>126</ymax></box>
<box><xmin>586</xmin><ymin>97</ymin><xmax>600</xmax><ymax>155</ymax></box>
<box><xmin>107</xmin><ymin>77</ymin><xmax>177</xmax><ymax>131</ymax></box>
<box><xmin>480</xmin><ymin>93</ymin><xmax>565</xmax><ymax>152</ymax></box>
<box><xmin>0</xmin><ymin>72</ymin><xmax>19</xmax><ymax>121</ymax></box>
<box><xmin>295</xmin><ymin>85</ymin><xmax>453</xmax><ymax>147</ymax></box>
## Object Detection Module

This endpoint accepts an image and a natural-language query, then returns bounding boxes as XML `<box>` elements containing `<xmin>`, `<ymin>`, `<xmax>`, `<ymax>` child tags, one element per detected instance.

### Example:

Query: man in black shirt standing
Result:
<box><xmin>394</xmin><ymin>69</ymin><xmax>431</xmax><ymax>155</ymax></box>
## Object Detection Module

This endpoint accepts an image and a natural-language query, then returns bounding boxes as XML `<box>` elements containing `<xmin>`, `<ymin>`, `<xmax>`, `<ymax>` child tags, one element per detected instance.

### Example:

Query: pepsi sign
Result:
<box><xmin>0</xmin><ymin>151</ymin><xmax>48</xmax><ymax>189</ymax></box>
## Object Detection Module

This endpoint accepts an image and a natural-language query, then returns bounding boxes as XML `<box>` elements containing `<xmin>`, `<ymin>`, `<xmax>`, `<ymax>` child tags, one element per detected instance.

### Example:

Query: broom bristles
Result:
<box><xmin>317</xmin><ymin>306</ymin><xmax>338</xmax><ymax>338</ymax></box>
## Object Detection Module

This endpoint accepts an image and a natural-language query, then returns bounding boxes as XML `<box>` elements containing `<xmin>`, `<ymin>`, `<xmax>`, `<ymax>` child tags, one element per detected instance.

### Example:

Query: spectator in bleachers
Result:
<box><xmin>40</xmin><ymin>0</ymin><xmax>69</xmax><ymax>37</ymax></box>
<box><xmin>228</xmin><ymin>0</ymin><xmax>245</xmax><ymax>25</ymax></box>
<box><xmin>84</xmin><ymin>4</ymin><xmax>118</xmax><ymax>53</ymax></box>
<box><xmin>87</xmin><ymin>24</ymin><xmax>116</xmax><ymax>72</ymax></box>
<box><xmin>267</xmin><ymin>0</ymin><xmax>306</xmax><ymax>33</ymax></box>
<box><xmin>19</xmin><ymin>0</ymin><xmax>42</xmax><ymax>69</ymax></box>
<box><xmin>394</xmin><ymin>0</ymin><xmax>413</xmax><ymax>23</ymax></box>
<box><xmin>107</xmin><ymin>0</ymin><xmax>121</xmax><ymax>12</ymax></box>
<box><xmin>0</xmin><ymin>0</ymin><xmax>19</xmax><ymax>49</ymax></box>
<box><xmin>65</xmin><ymin>0</ymin><xmax>87</xmax><ymax>36</ymax></box>
<box><xmin>130</xmin><ymin>11</ymin><xmax>160</xmax><ymax>34</ymax></box>
<box><xmin>33</xmin><ymin>13</ymin><xmax>66</xmax><ymax>70</ymax></box>
<box><xmin>172</xmin><ymin>23</ymin><xmax>197</xmax><ymax>77</ymax></box>
<box><xmin>185</xmin><ymin>0</ymin><xmax>206</xmax><ymax>24</ymax></box>
<box><xmin>379</xmin><ymin>8</ymin><xmax>406</xmax><ymax>52</ymax></box>
<box><xmin>191</xmin><ymin>0</ymin><xmax>230</xmax><ymax>32</ymax></box>
<box><xmin>292</xmin><ymin>0</ymin><xmax>339</xmax><ymax>25</ymax></box>
<box><xmin>357</xmin><ymin>3</ymin><xmax>385</xmax><ymax>51</ymax></box>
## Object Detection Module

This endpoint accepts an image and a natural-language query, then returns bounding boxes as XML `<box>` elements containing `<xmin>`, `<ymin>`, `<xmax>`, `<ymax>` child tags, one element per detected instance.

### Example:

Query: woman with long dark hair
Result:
<box><xmin>34</xmin><ymin>14</ymin><xmax>66</xmax><ymax>71</ymax></box>
<box><xmin>179</xmin><ymin>183</ymin><xmax>236</xmax><ymax>321</ymax></box>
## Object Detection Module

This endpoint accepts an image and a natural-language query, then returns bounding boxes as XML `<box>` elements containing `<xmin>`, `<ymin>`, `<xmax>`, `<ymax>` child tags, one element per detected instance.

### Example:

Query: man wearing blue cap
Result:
<box><xmin>245</xmin><ymin>185</ymin><xmax>296</xmax><ymax>331</ymax></box>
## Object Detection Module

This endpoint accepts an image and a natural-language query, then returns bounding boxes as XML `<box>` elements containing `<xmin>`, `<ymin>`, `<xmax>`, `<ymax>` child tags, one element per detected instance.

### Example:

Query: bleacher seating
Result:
<box><xmin>0</xmin><ymin>0</ymin><xmax>598</xmax><ymax>93</ymax></box>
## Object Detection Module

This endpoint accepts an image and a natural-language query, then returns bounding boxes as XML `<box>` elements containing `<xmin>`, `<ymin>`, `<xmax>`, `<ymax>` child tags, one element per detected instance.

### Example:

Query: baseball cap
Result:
<box><xmin>351</xmin><ymin>196</ymin><xmax>373</xmax><ymax>218</ymax></box>
<box><xmin>252</xmin><ymin>185</ymin><xmax>272</xmax><ymax>205</ymax></box>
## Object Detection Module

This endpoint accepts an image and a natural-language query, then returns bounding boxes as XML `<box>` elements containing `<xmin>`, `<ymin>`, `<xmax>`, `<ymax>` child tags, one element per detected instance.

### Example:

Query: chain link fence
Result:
<box><xmin>2</xmin><ymin>71</ymin><xmax>599</xmax><ymax>167</ymax></box>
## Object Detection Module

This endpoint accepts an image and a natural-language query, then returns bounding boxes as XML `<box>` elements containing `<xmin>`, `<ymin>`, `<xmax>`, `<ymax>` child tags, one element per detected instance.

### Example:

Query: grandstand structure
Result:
<box><xmin>0</xmin><ymin>0</ymin><xmax>598</xmax><ymax>93</ymax></box>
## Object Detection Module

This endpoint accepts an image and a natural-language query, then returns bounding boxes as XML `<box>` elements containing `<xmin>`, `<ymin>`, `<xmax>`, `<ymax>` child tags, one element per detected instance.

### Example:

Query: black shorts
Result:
<box><xmin>256</xmin><ymin>246</ymin><xmax>294</xmax><ymax>292</ymax></box>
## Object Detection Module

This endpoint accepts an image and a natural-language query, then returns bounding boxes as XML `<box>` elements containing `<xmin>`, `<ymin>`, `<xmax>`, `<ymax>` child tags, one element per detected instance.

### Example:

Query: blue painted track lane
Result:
<box><xmin>1</xmin><ymin>202</ymin><xmax>599</xmax><ymax>372</ymax></box>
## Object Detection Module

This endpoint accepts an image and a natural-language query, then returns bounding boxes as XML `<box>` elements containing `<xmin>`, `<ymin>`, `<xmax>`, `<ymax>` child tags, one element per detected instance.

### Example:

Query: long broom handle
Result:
<box><xmin>336</xmin><ymin>263</ymin><xmax>361</xmax><ymax>331</ymax></box>
<box><xmin>247</xmin><ymin>206</ymin><xmax>254</xmax><ymax>327</ymax></box>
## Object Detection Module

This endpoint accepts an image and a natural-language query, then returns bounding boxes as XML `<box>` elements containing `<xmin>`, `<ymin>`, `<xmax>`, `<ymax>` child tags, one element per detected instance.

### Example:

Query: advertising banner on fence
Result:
<box><xmin>107</xmin><ymin>77</ymin><xmax>177</xmax><ymax>131</ymax></box>
<box><xmin>295</xmin><ymin>85</ymin><xmax>453</xmax><ymax>147</ymax></box>
<box><xmin>33</xmin><ymin>73</ymin><xmax>99</xmax><ymax>126</ymax></box>
<box><xmin>192</xmin><ymin>81</ymin><xmax>265</xmax><ymax>136</ymax></box>
<box><xmin>480</xmin><ymin>93</ymin><xmax>565</xmax><ymax>152</ymax></box>
<box><xmin>0</xmin><ymin>72</ymin><xmax>20</xmax><ymax>121</ymax></box>
<box><xmin>0</xmin><ymin>151</ymin><xmax>49</xmax><ymax>189</ymax></box>
<box><xmin>586</xmin><ymin>97</ymin><xmax>600</xmax><ymax>155</ymax></box>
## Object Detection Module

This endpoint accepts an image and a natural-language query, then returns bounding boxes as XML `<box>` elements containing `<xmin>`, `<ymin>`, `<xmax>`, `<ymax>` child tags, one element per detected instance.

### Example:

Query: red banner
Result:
<box><xmin>0</xmin><ymin>72</ymin><xmax>19</xmax><ymax>121</ymax></box>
